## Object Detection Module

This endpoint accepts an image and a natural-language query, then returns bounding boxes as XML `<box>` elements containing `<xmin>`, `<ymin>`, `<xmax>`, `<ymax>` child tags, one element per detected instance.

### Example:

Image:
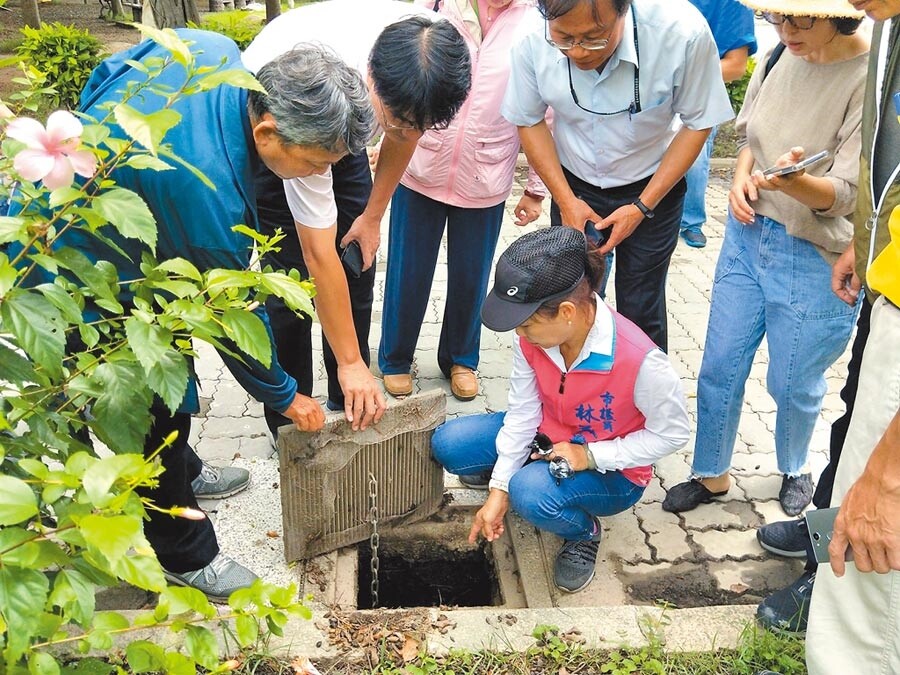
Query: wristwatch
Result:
<box><xmin>632</xmin><ymin>197</ymin><xmax>655</xmax><ymax>219</ymax></box>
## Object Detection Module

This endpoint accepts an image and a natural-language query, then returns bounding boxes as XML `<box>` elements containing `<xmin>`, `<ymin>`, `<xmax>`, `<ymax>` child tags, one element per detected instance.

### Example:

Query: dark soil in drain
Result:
<box><xmin>626</xmin><ymin>566</ymin><xmax>759</xmax><ymax>608</ymax></box>
<box><xmin>358</xmin><ymin>540</ymin><xmax>497</xmax><ymax>609</ymax></box>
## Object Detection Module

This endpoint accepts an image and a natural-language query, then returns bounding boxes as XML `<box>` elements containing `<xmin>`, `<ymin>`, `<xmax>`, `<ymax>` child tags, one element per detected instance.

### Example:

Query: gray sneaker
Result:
<box><xmin>164</xmin><ymin>553</ymin><xmax>258</xmax><ymax>603</ymax></box>
<box><xmin>554</xmin><ymin>518</ymin><xmax>602</xmax><ymax>593</ymax></box>
<box><xmin>191</xmin><ymin>462</ymin><xmax>250</xmax><ymax>499</ymax></box>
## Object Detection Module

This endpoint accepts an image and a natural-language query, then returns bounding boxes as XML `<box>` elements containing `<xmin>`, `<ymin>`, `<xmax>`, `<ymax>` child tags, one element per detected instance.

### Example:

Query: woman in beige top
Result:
<box><xmin>663</xmin><ymin>0</ymin><xmax>869</xmax><ymax>516</ymax></box>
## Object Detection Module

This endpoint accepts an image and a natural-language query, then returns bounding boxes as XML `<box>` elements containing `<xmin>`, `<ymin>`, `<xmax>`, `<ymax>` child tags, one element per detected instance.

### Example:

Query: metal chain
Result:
<box><xmin>368</xmin><ymin>472</ymin><xmax>380</xmax><ymax>607</ymax></box>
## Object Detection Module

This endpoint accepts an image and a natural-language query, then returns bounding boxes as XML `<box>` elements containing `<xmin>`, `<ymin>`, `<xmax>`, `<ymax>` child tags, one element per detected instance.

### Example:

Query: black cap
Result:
<box><xmin>481</xmin><ymin>227</ymin><xmax>587</xmax><ymax>332</ymax></box>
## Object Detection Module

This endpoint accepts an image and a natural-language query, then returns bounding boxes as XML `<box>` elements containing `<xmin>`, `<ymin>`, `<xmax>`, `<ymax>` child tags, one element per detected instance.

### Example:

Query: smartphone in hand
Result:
<box><xmin>340</xmin><ymin>240</ymin><xmax>363</xmax><ymax>278</ymax></box>
<box><xmin>763</xmin><ymin>150</ymin><xmax>831</xmax><ymax>178</ymax></box>
<box><xmin>805</xmin><ymin>506</ymin><xmax>854</xmax><ymax>564</ymax></box>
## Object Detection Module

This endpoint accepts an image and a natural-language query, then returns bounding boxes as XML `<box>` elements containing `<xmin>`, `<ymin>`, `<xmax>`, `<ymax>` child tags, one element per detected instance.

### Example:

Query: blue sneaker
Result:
<box><xmin>681</xmin><ymin>229</ymin><xmax>707</xmax><ymax>248</ymax></box>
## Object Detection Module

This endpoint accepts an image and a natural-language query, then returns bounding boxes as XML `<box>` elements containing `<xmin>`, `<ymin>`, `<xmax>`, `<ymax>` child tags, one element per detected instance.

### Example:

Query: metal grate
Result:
<box><xmin>277</xmin><ymin>390</ymin><xmax>446</xmax><ymax>561</ymax></box>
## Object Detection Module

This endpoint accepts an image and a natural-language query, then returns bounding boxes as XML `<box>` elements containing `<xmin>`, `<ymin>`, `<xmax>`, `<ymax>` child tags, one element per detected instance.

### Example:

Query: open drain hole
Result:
<box><xmin>357</xmin><ymin>539</ymin><xmax>499</xmax><ymax>609</ymax></box>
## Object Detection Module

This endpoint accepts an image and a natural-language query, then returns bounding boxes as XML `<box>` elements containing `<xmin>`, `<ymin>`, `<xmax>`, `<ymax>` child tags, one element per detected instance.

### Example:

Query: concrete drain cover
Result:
<box><xmin>277</xmin><ymin>390</ymin><xmax>446</xmax><ymax>561</ymax></box>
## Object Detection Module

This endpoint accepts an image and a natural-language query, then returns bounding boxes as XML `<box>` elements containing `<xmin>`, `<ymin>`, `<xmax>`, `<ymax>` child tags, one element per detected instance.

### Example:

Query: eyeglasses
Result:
<box><xmin>567</xmin><ymin>58</ymin><xmax>636</xmax><ymax>118</ymax></box>
<box><xmin>757</xmin><ymin>11</ymin><xmax>817</xmax><ymax>30</ymax></box>
<box><xmin>376</xmin><ymin>98</ymin><xmax>449</xmax><ymax>134</ymax></box>
<box><xmin>544</xmin><ymin>20</ymin><xmax>611</xmax><ymax>51</ymax></box>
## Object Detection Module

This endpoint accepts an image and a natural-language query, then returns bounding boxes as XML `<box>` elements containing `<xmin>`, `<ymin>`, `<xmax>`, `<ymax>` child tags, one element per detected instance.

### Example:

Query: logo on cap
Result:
<box><xmin>506</xmin><ymin>286</ymin><xmax>518</xmax><ymax>297</ymax></box>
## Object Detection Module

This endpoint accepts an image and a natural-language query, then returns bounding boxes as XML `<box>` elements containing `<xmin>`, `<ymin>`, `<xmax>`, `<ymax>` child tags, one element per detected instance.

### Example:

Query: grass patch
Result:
<box><xmin>233</xmin><ymin>620</ymin><xmax>807</xmax><ymax>675</ymax></box>
<box><xmin>0</xmin><ymin>36</ymin><xmax>24</xmax><ymax>53</ymax></box>
<box><xmin>713</xmin><ymin>121</ymin><xmax>740</xmax><ymax>159</ymax></box>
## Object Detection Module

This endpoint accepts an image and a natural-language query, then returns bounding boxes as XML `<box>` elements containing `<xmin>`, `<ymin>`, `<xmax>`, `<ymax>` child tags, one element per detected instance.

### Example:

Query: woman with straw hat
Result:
<box><xmin>663</xmin><ymin>0</ymin><xmax>868</xmax><ymax>522</ymax></box>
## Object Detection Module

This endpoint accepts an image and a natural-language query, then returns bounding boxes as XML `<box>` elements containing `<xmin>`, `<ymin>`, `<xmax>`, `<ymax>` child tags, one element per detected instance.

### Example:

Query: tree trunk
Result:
<box><xmin>20</xmin><ymin>0</ymin><xmax>40</xmax><ymax>28</ymax></box>
<box><xmin>110</xmin><ymin>0</ymin><xmax>125</xmax><ymax>17</ymax></box>
<box><xmin>265</xmin><ymin>0</ymin><xmax>280</xmax><ymax>24</ymax></box>
<box><xmin>146</xmin><ymin>0</ymin><xmax>198</xmax><ymax>27</ymax></box>
<box><xmin>208</xmin><ymin>0</ymin><xmax>224</xmax><ymax>11</ymax></box>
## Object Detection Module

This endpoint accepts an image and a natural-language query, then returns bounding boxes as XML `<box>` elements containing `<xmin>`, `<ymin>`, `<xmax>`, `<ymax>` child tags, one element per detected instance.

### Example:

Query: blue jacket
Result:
<box><xmin>23</xmin><ymin>30</ymin><xmax>298</xmax><ymax>414</ymax></box>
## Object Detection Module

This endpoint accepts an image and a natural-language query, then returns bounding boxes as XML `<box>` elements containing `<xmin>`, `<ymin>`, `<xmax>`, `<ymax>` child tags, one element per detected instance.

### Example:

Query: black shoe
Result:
<box><xmin>458</xmin><ymin>471</ymin><xmax>491</xmax><ymax>490</ymax></box>
<box><xmin>756</xmin><ymin>519</ymin><xmax>809</xmax><ymax>558</ymax></box>
<box><xmin>662</xmin><ymin>478</ymin><xmax>728</xmax><ymax>513</ymax></box>
<box><xmin>756</xmin><ymin>570</ymin><xmax>815</xmax><ymax>634</ymax></box>
<box><xmin>779</xmin><ymin>473</ymin><xmax>813</xmax><ymax>516</ymax></box>
<box><xmin>681</xmin><ymin>229</ymin><xmax>707</xmax><ymax>248</ymax></box>
<box><xmin>554</xmin><ymin>521</ymin><xmax>602</xmax><ymax>593</ymax></box>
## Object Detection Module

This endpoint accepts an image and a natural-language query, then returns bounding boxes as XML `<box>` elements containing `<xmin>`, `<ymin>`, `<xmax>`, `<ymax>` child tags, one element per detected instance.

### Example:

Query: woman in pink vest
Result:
<box><xmin>378</xmin><ymin>0</ymin><xmax>547</xmax><ymax>403</ymax></box>
<box><xmin>432</xmin><ymin>227</ymin><xmax>690</xmax><ymax>593</ymax></box>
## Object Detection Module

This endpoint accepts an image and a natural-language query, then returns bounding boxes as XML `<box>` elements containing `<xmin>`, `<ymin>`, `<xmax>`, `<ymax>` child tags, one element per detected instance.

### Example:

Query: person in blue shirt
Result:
<box><xmin>47</xmin><ymin>30</ymin><xmax>375</xmax><ymax>601</ymax></box>
<box><xmin>680</xmin><ymin>0</ymin><xmax>757</xmax><ymax>248</ymax></box>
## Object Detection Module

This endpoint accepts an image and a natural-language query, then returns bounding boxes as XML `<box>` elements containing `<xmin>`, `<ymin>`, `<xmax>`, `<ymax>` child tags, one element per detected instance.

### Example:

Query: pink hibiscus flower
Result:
<box><xmin>6</xmin><ymin>110</ymin><xmax>97</xmax><ymax>190</ymax></box>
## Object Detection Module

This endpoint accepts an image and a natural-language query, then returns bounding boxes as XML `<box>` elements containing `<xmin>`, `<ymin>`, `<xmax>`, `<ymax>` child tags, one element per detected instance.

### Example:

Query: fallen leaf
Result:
<box><xmin>730</xmin><ymin>583</ymin><xmax>750</xmax><ymax>595</ymax></box>
<box><xmin>289</xmin><ymin>656</ymin><xmax>322</xmax><ymax>675</ymax></box>
<box><xmin>400</xmin><ymin>636</ymin><xmax>420</xmax><ymax>662</ymax></box>
<box><xmin>266</xmin><ymin>530</ymin><xmax>279</xmax><ymax>538</ymax></box>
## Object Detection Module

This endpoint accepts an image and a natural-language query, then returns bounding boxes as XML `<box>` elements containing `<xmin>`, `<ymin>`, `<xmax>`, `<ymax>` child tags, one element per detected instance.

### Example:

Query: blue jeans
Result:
<box><xmin>681</xmin><ymin>127</ymin><xmax>717</xmax><ymax>234</ymax></box>
<box><xmin>433</xmin><ymin>413</ymin><xmax>644</xmax><ymax>540</ymax></box>
<box><xmin>692</xmin><ymin>213</ymin><xmax>859</xmax><ymax>478</ymax></box>
<box><xmin>379</xmin><ymin>185</ymin><xmax>504</xmax><ymax>376</ymax></box>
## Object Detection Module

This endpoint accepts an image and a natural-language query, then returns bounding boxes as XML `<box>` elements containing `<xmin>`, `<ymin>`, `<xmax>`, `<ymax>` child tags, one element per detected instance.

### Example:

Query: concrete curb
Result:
<box><xmin>710</xmin><ymin>157</ymin><xmax>737</xmax><ymax>170</ymax></box>
<box><xmin>99</xmin><ymin>603</ymin><xmax>758</xmax><ymax>667</ymax></box>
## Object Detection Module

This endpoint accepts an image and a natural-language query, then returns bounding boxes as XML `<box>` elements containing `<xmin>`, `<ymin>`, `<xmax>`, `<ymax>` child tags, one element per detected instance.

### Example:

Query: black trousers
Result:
<box><xmin>550</xmin><ymin>169</ymin><xmax>686</xmax><ymax>352</ymax></box>
<box><xmin>803</xmin><ymin>294</ymin><xmax>872</xmax><ymax>570</ymax></box>
<box><xmin>255</xmin><ymin>153</ymin><xmax>375</xmax><ymax>434</ymax></box>
<box><xmin>139</xmin><ymin>408</ymin><xmax>217</xmax><ymax>573</ymax></box>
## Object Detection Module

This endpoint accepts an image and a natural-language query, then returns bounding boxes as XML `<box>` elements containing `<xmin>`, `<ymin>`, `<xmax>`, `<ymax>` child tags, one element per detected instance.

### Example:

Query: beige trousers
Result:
<box><xmin>806</xmin><ymin>296</ymin><xmax>900</xmax><ymax>675</ymax></box>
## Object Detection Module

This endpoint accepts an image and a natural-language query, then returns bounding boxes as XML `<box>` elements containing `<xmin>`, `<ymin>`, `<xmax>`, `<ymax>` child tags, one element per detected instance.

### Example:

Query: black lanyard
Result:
<box><xmin>567</xmin><ymin>8</ymin><xmax>641</xmax><ymax>117</ymax></box>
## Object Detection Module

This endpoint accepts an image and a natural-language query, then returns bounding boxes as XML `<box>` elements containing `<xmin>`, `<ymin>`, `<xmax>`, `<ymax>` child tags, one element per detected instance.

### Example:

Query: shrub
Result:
<box><xmin>189</xmin><ymin>10</ymin><xmax>265</xmax><ymax>50</ymax></box>
<box><xmin>0</xmin><ymin>26</ymin><xmax>314</xmax><ymax>673</ymax></box>
<box><xmin>14</xmin><ymin>22</ymin><xmax>105</xmax><ymax>110</ymax></box>
<box><xmin>726</xmin><ymin>56</ymin><xmax>756</xmax><ymax>115</ymax></box>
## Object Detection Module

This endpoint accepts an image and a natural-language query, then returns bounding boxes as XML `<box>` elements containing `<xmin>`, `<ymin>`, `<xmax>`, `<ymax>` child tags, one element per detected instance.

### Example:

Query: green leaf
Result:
<box><xmin>0</xmin><ymin>475</ymin><xmax>38</xmax><ymax>525</ymax></box>
<box><xmin>91</xmin><ymin>611</ymin><xmax>129</xmax><ymax>632</ymax></box>
<box><xmin>36</xmin><ymin>282</ymin><xmax>84</xmax><ymax>324</ymax></box>
<box><xmin>0</xmin><ymin>567</ymin><xmax>50</xmax><ymax>662</ymax></box>
<box><xmin>162</xmin><ymin>586</ymin><xmax>216</xmax><ymax>618</ymax></box>
<box><xmin>121</xmin><ymin>154</ymin><xmax>173</xmax><ymax>171</ymax></box>
<box><xmin>260</xmin><ymin>272</ymin><xmax>315</xmax><ymax>317</ymax></box>
<box><xmin>125</xmin><ymin>317</ymin><xmax>172</xmax><ymax>374</ymax></box>
<box><xmin>90</xmin><ymin>187</ymin><xmax>157</xmax><ymax>248</ymax></box>
<box><xmin>0</xmin><ymin>342</ymin><xmax>38</xmax><ymax>385</ymax></box>
<box><xmin>206</xmin><ymin>269</ymin><xmax>258</xmax><ymax>294</ymax></box>
<box><xmin>109</xmin><ymin>550</ymin><xmax>166</xmax><ymax>593</ymax></box>
<box><xmin>53</xmin><ymin>247</ymin><xmax>120</xmax><ymax>308</ymax></box>
<box><xmin>235</xmin><ymin>614</ymin><xmax>259</xmax><ymax>648</ymax></box>
<box><xmin>136</xmin><ymin>24</ymin><xmax>193</xmax><ymax>66</ymax></box>
<box><xmin>48</xmin><ymin>186</ymin><xmax>85</xmax><ymax>209</ymax></box>
<box><xmin>147</xmin><ymin>349</ymin><xmax>189</xmax><ymax>414</ymax></box>
<box><xmin>126</xmin><ymin>640</ymin><xmax>166</xmax><ymax>673</ymax></box>
<box><xmin>82</xmin><ymin>453</ymin><xmax>148</xmax><ymax>506</ymax></box>
<box><xmin>197</xmin><ymin>68</ymin><xmax>265</xmax><ymax>93</ymax></box>
<box><xmin>28</xmin><ymin>651</ymin><xmax>60</xmax><ymax>675</ymax></box>
<box><xmin>0</xmin><ymin>289</ymin><xmax>66</xmax><ymax>379</ymax></box>
<box><xmin>0</xmin><ymin>254</ymin><xmax>19</xmax><ymax>298</ymax></box>
<box><xmin>79</xmin><ymin>514</ymin><xmax>142</xmax><ymax>564</ymax></box>
<box><xmin>184</xmin><ymin>624</ymin><xmax>219</xmax><ymax>670</ymax></box>
<box><xmin>17</xmin><ymin>458</ymin><xmax>49</xmax><ymax>480</ymax></box>
<box><xmin>221</xmin><ymin>308</ymin><xmax>270</xmax><ymax>367</ymax></box>
<box><xmin>113</xmin><ymin>103</ymin><xmax>181</xmax><ymax>156</ymax></box>
<box><xmin>0</xmin><ymin>215</ymin><xmax>27</xmax><ymax>244</ymax></box>
<box><xmin>48</xmin><ymin>569</ymin><xmax>96</xmax><ymax>626</ymax></box>
<box><xmin>86</xmin><ymin>361</ymin><xmax>153</xmax><ymax>454</ymax></box>
<box><xmin>164</xmin><ymin>652</ymin><xmax>195</xmax><ymax>675</ymax></box>
<box><xmin>154</xmin><ymin>257</ymin><xmax>202</xmax><ymax>282</ymax></box>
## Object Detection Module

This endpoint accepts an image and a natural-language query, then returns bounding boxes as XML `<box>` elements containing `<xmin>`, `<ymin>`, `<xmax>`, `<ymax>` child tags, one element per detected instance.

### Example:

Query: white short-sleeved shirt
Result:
<box><xmin>501</xmin><ymin>0</ymin><xmax>734</xmax><ymax>188</ymax></box>
<box><xmin>242</xmin><ymin>0</ymin><xmax>436</xmax><ymax>227</ymax></box>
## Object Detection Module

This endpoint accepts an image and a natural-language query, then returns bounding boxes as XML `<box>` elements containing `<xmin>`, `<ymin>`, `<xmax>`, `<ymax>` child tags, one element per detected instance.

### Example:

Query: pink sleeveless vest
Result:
<box><xmin>519</xmin><ymin>311</ymin><xmax>656</xmax><ymax>487</ymax></box>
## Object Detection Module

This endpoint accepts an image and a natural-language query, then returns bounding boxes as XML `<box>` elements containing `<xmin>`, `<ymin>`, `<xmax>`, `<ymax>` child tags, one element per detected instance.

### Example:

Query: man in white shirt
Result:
<box><xmin>501</xmin><ymin>0</ymin><xmax>733</xmax><ymax>351</ymax></box>
<box><xmin>243</xmin><ymin>0</ymin><xmax>472</xmax><ymax>435</ymax></box>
